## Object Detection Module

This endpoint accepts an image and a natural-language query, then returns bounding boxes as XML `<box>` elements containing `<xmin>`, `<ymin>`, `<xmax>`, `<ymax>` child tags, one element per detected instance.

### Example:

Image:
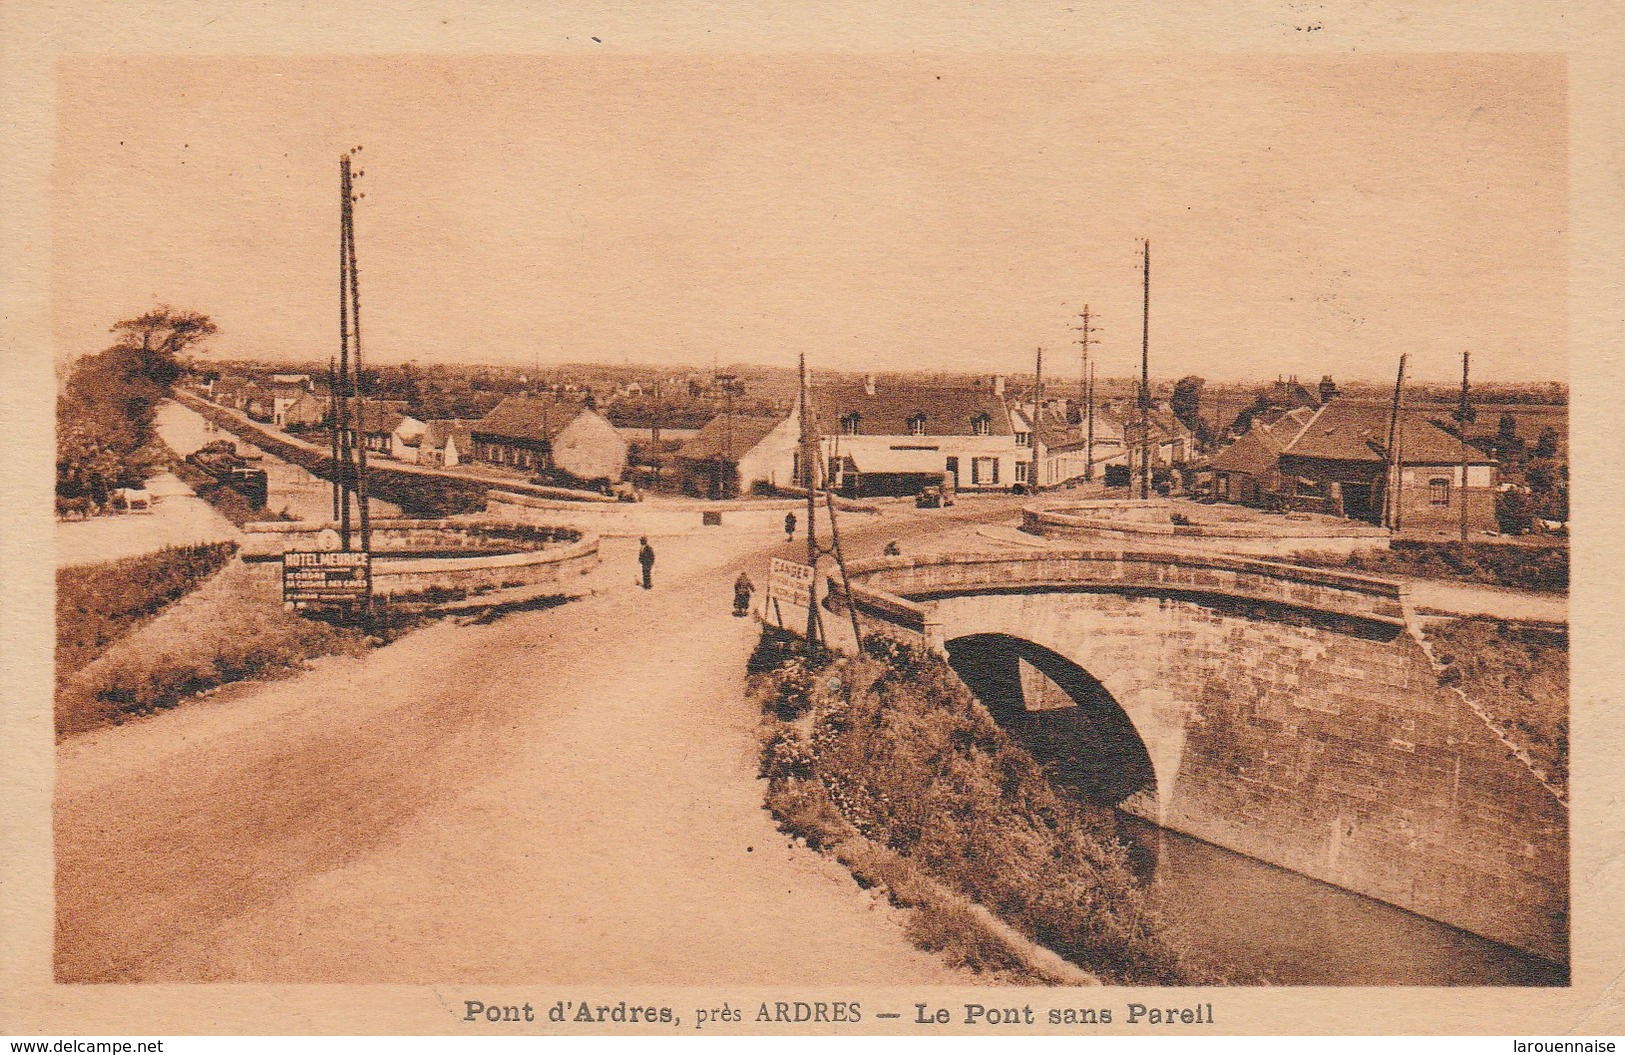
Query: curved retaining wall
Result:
<box><xmin>1024</xmin><ymin>500</ymin><xmax>1390</xmax><ymax>557</ymax></box>
<box><xmin>487</xmin><ymin>489</ymin><xmax>879</xmax><ymax>536</ymax></box>
<box><xmin>240</xmin><ymin>518</ymin><xmax>600</xmax><ymax>598</ymax></box>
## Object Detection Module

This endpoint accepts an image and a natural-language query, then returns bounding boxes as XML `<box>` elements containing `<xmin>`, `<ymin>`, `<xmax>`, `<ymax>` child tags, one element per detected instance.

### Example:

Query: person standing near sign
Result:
<box><xmin>733</xmin><ymin>572</ymin><xmax>755</xmax><ymax>617</ymax></box>
<box><xmin>784</xmin><ymin>511</ymin><xmax>797</xmax><ymax>542</ymax></box>
<box><xmin>638</xmin><ymin>536</ymin><xmax>655</xmax><ymax>589</ymax></box>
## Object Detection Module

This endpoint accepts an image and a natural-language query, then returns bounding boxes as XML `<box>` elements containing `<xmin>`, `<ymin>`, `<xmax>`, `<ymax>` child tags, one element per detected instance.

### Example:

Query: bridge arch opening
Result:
<box><xmin>944</xmin><ymin>633</ymin><xmax>1157</xmax><ymax>809</ymax></box>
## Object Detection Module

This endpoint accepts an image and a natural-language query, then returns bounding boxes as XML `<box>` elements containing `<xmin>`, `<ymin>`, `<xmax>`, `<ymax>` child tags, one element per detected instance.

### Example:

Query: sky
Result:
<box><xmin>52</xmin><ymin>53</ymin><xmax>1566</xmax><ymax>384</ymax></box>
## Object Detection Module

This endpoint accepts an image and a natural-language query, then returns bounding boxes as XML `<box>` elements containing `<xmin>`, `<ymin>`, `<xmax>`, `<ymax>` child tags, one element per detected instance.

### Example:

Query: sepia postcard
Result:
<box><xmin>3</xmin><ymin>0</ymin><xmax>1623</xmax><ymax>1041</ymax></box>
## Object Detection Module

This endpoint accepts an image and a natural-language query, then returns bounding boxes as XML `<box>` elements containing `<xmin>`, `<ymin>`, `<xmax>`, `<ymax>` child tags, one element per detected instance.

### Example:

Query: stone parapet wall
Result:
<box><xmin>240</xmin><ymin>518</ymin><xmax>599</xmax><ymax>599</ymax></box>
<box><xmin>488</xmin><ymin>489</ymin><xmax>879</xmax><ymax>537</ymax></box>
<box><xmin>1025</xmin><ymin>500</ymin><xmax>1391</xmax><ymax>557</ymax></box>
<box><xmin>844</xmin><ymin>548</ymin><xmax>1410</xmax><ymax>628</ymax></box>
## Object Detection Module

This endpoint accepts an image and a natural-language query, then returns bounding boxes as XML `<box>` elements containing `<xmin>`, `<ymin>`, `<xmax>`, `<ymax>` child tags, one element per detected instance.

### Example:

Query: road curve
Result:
<box><xmin>55</xmin><ymin>517</ymin><xmax>1005</xmax><ymax>984</ymax></box>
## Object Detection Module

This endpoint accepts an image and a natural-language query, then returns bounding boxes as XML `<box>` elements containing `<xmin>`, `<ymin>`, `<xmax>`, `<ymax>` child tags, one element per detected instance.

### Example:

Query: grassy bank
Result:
<box><xmin>56</xmin><ymin>542</ymin><xmax>239</xmax><ymax>688</ymax></box>
<box><xmin>56</xmin><ymin>559</ymin><xmax>419</xmax><ymax>737</ymax></box>
<box><xmin>748</xmin><ymin>631</ymin><xmax>1207</xmax><ymax>985</ymax></box>
<box><xmin>1294</xmin><ymin>540</ymin><xmax>1568</xmax><ymax>593</ymax></box>
<box><xmin>1423</xmin><ymin>617</ymin><xmax>1568</xmax><ymax>795</ymax></box>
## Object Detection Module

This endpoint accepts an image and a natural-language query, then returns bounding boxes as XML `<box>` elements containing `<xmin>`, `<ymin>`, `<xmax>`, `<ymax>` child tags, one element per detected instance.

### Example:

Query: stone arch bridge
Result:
<box><xmin>837</xmin><ymin>548</ymin><xmax>1567</xmax><ymax>963</ymax></box>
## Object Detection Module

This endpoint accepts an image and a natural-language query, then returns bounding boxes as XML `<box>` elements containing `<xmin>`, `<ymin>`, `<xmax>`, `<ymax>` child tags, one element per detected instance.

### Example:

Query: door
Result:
<box><xmin>945</xmin><ymin>456</ymin><xmax>959</xmax><ymax>489</ymax></box>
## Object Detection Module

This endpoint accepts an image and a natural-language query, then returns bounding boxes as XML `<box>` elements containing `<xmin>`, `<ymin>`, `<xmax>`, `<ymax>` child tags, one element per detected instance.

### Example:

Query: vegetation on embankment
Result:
<box><xmin>56</xmin><ymin>543</ymin><xmax>239</xmax><ymax>689</ymax></box>
<box><xmin>748</xmin><ymin>630</ymin><xmax>1210</xmax><ymax>985</ymax></box>
<box><xmin>1423</xmin><ymin>617</ymin><xmax>1568</xmax><ymax>796</ymax></box>
<box><xmin>56</xmin><ymin>559</ymin><xmax>419</xmax><ymax>738</ymax></box>
<box><xmin>1293</xmin><ymin>539</ymin><xmax>1568</xmax><ymax>593</ymax></box>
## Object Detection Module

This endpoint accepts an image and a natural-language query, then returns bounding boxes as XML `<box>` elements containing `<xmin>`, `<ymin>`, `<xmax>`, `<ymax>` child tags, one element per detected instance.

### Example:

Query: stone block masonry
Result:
<box><xmin>843</xmin><ymin>551</ymin><xmax>1568</xmax><ymax>963</ymax></box>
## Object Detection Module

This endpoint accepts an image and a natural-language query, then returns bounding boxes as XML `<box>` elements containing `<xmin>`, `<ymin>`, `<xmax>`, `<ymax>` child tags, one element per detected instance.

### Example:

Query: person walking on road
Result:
<box><xmin>733</xmin><ymin>572</ymin><xmax>755</xmax><ymax>617</ymax></box>
<box><xmin>638</xmin><ymin>536</ymin><xmax>656</xmax><ymax>590</ymax></box>
<box><xmin>784</xmin><ymin>511</ymin><xmax>797</xmax><ymax>542</ymax></box>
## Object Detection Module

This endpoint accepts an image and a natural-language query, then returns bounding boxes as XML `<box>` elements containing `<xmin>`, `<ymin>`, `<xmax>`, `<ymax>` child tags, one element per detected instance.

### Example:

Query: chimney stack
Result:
<box><xmin>864</xmin><ymin>372</ymin><xmax>876</xmax><ymax>397</ymax></box>
<box><xmin>993</xmin><ymin>375</ymin><xmax>1006</xmax><ymax>398</ymax></box>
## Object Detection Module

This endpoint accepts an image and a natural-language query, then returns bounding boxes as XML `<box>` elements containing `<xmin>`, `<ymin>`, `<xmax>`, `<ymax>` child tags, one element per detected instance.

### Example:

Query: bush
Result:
<box><xmin>750</xmin><ymin>631</ymin><xmax>1206</xmax><ymax>984</ymax></box>
<box><xmin>56</xmin><ymin>542</ymin><xmax>238</xmax><ymax>685</ymax></box>
<box><xmin>55</xmin><ymin>561</ymin><xmax>408</xmax><ymax>736</ymax></box>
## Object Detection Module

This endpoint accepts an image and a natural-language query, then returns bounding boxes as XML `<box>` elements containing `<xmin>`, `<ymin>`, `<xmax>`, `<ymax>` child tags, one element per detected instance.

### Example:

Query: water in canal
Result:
<box><xmin>944</xmin><ymin>636</ymin><xmax>1568</xmax><ymax>987</ymax></box>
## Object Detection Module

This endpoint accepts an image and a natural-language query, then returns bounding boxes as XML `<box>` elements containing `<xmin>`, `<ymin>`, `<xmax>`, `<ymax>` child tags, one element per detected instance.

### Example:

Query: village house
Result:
<box><xmin>1276</xmin><ymin>399</ymin><xmax>1498</xmax><ymax>529</ymax></box>
<box><xmin>812</xmin><ymin>375</ymin><xmax>1023</xmax><ymax>496</ymax></box>
<box><xmin>674</xmin><ymin>414</ymin><xmax>800</xmax><ymax>498</ymax></box>
<box><xmin>471</xmin><ymin>395</ymin><xmax>629</xmax><ymax>483</ymax></box>
<box><xmin>343</xmin><ymin>402</ymin><xmax>424</xmax><ymax>459</ymax></box>
<box><xmin>1091</xmin><ymin>401</ymin><xmax>1195</xmax><ymax>473</ymax></box>
<box><xmin>416</xmin><ymin>419</ymin><xmax>474</xmax><ymax>468</ymax></box>
<box><xmin>1008</xmin><ymin>403</ymin><xmax>1093</xmax><ymax>489</ymax></box>
<box><xmin>1209</xmin><ymin>407</ymin><xmax>1315</xmax><ymax>506</ymax></box>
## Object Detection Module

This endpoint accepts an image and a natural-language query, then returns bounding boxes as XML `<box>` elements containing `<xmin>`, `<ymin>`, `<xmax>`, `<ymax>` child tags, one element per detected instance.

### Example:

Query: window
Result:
<box><xmin>1015</xmin><ymin>461</ymin><xmax>1030</xmax><ymax>484</ymax></box>
<box><xmin>971</xmin><ymin>457</ymin><xmax>999</xmax><ymax>485</ymax></box>
<box><xmin>842</xmin><ymin>413</ymin><xmax>861</xmax><ymax>436</ymax></box>
<box><xmin>1430</xmin><ymin>477</ymin><xmax>1451</xmax><ymax>506</ymax></box>
<box><xmin>1015</xmin><ymin>431</ymin><xmax>1030</xmax><ymax>448</ymax></box>
<box><xmin>908</xmin><ymin>413</ymin><xmax>927</xmax><ymax>436</ymax></box>
<box><xmin>971</xmin><ymin>413</ymin><xmax>991</xmax><ymax>437</ymax></box>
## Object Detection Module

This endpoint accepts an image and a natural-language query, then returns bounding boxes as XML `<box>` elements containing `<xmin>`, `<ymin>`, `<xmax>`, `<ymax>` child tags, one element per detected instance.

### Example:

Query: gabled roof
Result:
<box><xmin>352</xmin><ymin>401</ymin><xmax>413</xmax><ymax>434</ymax></box>
<box><xmin>810</xmin><ymin>381</ymin><xmax>1013</xmax><ymax>437</ymax></box>
<box><xmin>678</xmin><ymin>414</ymin><xmax>787</xmax><ymax>462</ymax></box>
<box><xmin>1282</xmin><ymin>400</ymin><xmax>1494</xmax><ymax>465</ymax></box>
<box><xmin>419</xmin><ymin>419</ymin><xmax>473</xmax><ymax>452</ymax></box>
<box><xmin>472</xmin><ymin>395</ymin><xmax>584</xmax><ymax>444</ymax></box>
<box><xmin>1210</xmin><ymin>421</ymin><xmax>1287</xmax><ymax>475</ymax></box>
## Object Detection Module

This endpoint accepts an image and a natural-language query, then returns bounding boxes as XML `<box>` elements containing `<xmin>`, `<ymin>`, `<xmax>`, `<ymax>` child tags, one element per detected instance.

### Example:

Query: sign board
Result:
<box><xmin>762</xmin><ymin>557</ymin><xmax>815</xmax><ymax>629</ymax></box>
<box><xmin>283</xmin><ymin>550</ymin><xmax>372</xmax><ymax>609</ymax></box>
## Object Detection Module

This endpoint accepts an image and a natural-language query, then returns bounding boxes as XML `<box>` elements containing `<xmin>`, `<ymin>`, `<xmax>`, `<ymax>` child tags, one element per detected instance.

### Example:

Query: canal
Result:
<box><xmin>945</xmin><ymin>639</ymin><xmax>1567</xmax><ymax>987</ymax></box>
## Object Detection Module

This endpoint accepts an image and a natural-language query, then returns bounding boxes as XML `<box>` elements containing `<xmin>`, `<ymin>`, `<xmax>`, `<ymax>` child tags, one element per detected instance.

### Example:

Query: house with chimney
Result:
<box><xmin>812</xmin><ymin>374</ymin><xmax>1024</xmax><ymax>496</ymax></box>
<box><xmin>1277</xmin><ymin>400</ymin><xmax>1497</xmax><ymax>529</ymax></box>
<box><xmin>471</xmin><ymin>395</ymin><xmax>628</xmax><ymax>484</ymax></box>
<box><xmin>1209</xmin><ymin>407</ymin><xmax>1316</xmax><ymax>507</ymax></box>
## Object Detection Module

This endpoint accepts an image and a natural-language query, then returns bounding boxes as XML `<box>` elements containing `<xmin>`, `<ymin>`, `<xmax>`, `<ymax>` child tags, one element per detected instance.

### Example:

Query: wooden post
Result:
<box><xmin>1384</xmin><ymin>354</ymin><xmax>1408</xmax><ymax>532</ymax></box>
<box><xmin>1458</xmin><ymin>350</ymin><xmax>1472</xmax><ymax>547</ymax></box>
<box><xmin>1139</xmin><ymin>240</ymin><xmax>1151</xmax><ymax>500</ymax></box>
<box><xmin>343</xmin><ymin>152</ymin><xmax>372</xmax><ymax>558</ymax></box>
<box><xmin>799</xmin><ymin>354</ymin><xmax>824</xmax><ymax>656</ymax></box>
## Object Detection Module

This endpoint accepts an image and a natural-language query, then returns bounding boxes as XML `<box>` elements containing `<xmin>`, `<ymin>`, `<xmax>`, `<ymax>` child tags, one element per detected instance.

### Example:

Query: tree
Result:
<box><xmin>1533</xmin><ymin>426</ymin><xmax>1560</xmax><ymax>460</ymax></box>
<box><xmin>1496</xmin><ymin>412</ymin><xmax>1520</xmax><ymax>450</ymax></box>
<box><xmin>111</xmin><ymin>305</ymin><xmax>216</xmax><ymax>385</ymax></box>
<box><xmin>1171</xmin><ymin>375</ymin><xmax>1205</xmax><ymax>432</ymax></box>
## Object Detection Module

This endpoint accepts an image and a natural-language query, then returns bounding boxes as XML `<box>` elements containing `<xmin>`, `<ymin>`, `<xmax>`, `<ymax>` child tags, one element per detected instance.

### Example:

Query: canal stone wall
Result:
<box><xmin>840</xmin><ymin>550</ymin><xmax>1568</xmax><ymax>963</ymax></box>
<box><xmin>238</xmin><ymin>518</ymin><xmax>600</xmax><ymax>599</ymax></box>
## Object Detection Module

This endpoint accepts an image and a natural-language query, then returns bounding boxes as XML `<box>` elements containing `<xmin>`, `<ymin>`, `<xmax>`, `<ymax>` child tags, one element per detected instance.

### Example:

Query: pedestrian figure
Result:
<box><xmin>785</xmin><ymin>511</ymin><xmax>797</xmax><ymax>542</ymax></box>
<box><xmin>733</xmin><ymin>572</ymin><xmax>755</xmax><ymax>617</ymax></box>
<box><xmin>638</xmin><ymin>536</ymin><xmax>655</xmax><ymax>589</ymax></box>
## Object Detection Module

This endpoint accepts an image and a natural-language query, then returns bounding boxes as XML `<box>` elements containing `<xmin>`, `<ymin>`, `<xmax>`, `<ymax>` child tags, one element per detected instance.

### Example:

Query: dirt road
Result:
<box><xmin>54</xmin><ymin>503</ymin><xmax>1018</xmax><ymax>984</ymax></box>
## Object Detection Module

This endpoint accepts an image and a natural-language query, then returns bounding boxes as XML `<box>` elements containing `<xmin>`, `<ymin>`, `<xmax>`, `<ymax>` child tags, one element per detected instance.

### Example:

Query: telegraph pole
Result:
<box><xmin>342</xmin><ymin>150</ymin><xmax>372</xmax><ymax>555</ymax></box>
<box><xmin>1457</xmin><ymin>350</ymin><xmax>1473</xmax><ymax>547</ymax></box>
<box><xmin>336</xmin><ymin>164</ymin><xmax>353</xmax><ymax>550</ymax></box>
<box><xmin>1384</xmin><ymin>354</ymin><xmax>1408</xmax><ymax>532</ymax></box>
<box><xmin>328</xmin><ymin>356</ymin><xmax>341</xmax><ymax>522</ymax></box>
<box><xmin>1139</xmin><ymin>240</ymin><xmax>1152</xmax><ymax>500</ymax></box>
<box><xmin>1030</xmin><ymin>345</ymin><xmax>1044</xmax><ymax>492</ymax></box>
<box><xmin>798</xmin><ymin>354</ymin><xmax>824</xmax><ymax>656</ymax></box>
<box><xmin>1071</xmin><ymin>305</ymin><xmax>1100</xmax><ymax>480</ymax></box>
